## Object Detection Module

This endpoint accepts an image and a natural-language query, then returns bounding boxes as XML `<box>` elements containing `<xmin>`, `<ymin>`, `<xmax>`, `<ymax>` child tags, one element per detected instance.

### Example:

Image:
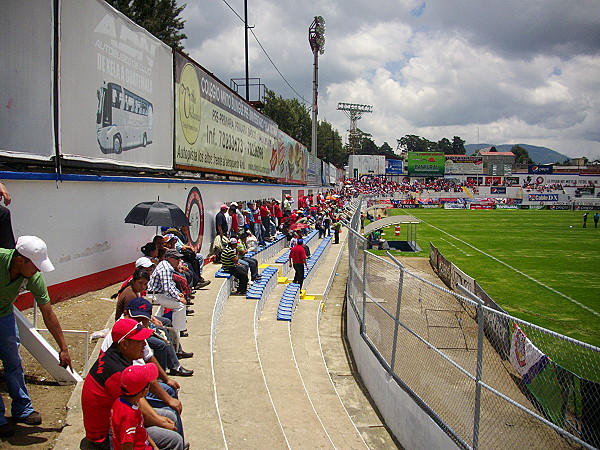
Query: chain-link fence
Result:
<box><xmin>345</xmin><ymin>198</ymin><xmax>600</xmax><ymax>449</ymax></box>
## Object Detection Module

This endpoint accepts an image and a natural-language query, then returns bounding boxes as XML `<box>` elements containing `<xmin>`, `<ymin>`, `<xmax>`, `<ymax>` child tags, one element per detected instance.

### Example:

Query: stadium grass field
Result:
<box><xmin>369</xmin><ymin>208</ymin><xmax>600</xmax><ymax>354</ymax></box>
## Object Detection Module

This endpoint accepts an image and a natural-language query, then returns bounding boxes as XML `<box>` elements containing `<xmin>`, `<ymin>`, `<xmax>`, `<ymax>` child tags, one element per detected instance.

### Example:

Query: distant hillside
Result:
<box><xmin>465</xmin><ymin>143</ymin><xmax>569</xmax><ymax>164</ymax></box>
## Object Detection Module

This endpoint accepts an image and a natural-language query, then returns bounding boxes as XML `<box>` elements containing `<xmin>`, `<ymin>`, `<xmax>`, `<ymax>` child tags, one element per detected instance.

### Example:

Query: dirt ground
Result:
<box><xmin>0</xmin><ymin>283</ymin><xmax>120</xmax><ymax>449</ymax></box>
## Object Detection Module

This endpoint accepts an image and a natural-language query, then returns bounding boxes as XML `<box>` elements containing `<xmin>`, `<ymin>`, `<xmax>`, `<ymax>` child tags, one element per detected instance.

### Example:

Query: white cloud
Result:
<box><xmin>181</xmin><ymin>0</ymin><xmax>600</xmax><ymax>160</ymax></box>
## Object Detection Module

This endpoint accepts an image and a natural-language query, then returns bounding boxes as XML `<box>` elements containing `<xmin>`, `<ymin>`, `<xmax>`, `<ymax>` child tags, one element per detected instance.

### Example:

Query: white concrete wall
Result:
<box><xmin>346</xmin><ymin>305</ymin><xmax>458</xmax><ymax>450</ymax></box>
<box><xmin>3</xmin><ymin>173</ymin><xmax>320</xmax><ymax>288</ymax></box>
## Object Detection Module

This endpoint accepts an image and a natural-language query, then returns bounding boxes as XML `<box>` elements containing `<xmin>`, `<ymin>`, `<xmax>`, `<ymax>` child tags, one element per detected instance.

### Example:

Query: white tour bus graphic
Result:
<box><xmin>96</xmin><ymin>82</ymin><xmax>153</xmax><ymax>154</ymax></box>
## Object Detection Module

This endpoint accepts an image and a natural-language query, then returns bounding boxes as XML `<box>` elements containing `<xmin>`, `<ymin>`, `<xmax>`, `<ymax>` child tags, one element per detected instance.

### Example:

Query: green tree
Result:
<box><xmin>511</xmin><ymin>145</ymin><xmax>534</xmax><ymax>164</ymax></box>
<box><xmin>379</xmin><ymin>142</ymin><xmax>395</xmax><ymax>157</ymax></box>
<box><xmin>398</xmin><ymin>135</ymin><xmax>436</xmax><ymax>152</ymax></box>
<box><xmin>452</xmin><ymin>136</ymin><xmax>466</xmax><ymax>154</ymax></box>
<box><xmin>436</xmin><ymin>137</ymin><xmax>452</xmax><ymax>154</ymax></box>
<box><xmin>105</xmin><ymin>0</ymin><xmax>187</xmax><ymax>50</ymax></box>
<box><xmin>359</xmin><ymin>134</ymin><xmax>378</xmax><ymax>155</ymax></box>
<box><xmin>263</xmin><ymin>90</ymin><xmax>312</xmax><ymax>149</ymax></box>
<box><xmin>317</xmin><ymin>120</ymin><xmax>345</xmax><ymax>165</ymax></box>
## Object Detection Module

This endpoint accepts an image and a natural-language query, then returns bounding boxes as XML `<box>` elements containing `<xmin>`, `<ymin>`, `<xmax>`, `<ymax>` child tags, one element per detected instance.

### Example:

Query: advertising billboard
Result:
<box><xmin>529</xmin><ymin>194</ymin><xmax>559</xmax><ymax>201</ymax></box>
<box><xmin>348</xmin><ymin>155</ymin><xmax>385</xmax><ymax>177</ymax></box>
<box><xmin>322</xmin><ymin>162</ymin><xmax>330</xmax><ymax>186</ymax></box>
<box><xmin>385</xmin><ymin>159</ymin><xmax>403</xmax><ymax>175</ymax></box>
<box><xmin>445</xmin><ymin>156</ymin><xmax>484</xmax><ymax>174</ymax></box>
<box><xmin>329</xmin><ymin>163</ymin><xmax>337</xmax><ymax>185</ymax></box>
<box><xmin>528</xmin><ymin>164</ymin><xmax>553</xmax><ymax>175</ymax></box>
<box><xmin>407</xmin><ymin>152</ymin><xmax>445</xmax><ymax>177</ymax></box>
<box><xmin>306</xmin><ymin>152</ymin><xmax>317</xmax><ymax>185</ymax></box>
<box><xmin>0</xmin><ymin>0</ymin><xmax>55</xmax><ymax>160</ymax></box>
<box><xmin>59</xmin><ymin>0</ymin><xmax>173</xmax><ymax>169</ymax></box>
<box><xmin>174</xmin><ymin>53</ymin><xmax>278</xmax><ymax>178</ymax></box>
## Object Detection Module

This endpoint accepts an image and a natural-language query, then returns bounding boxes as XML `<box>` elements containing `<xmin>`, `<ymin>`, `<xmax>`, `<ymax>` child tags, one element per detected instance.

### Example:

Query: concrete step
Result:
<box><xmin>213</xmin><ymin>296</ymin><xmax>288</xmax><ymax>448</ymax></box>
<box><xmin>257</xmin><ymin>282</ymin><xmax>336</xmax><ymax>447</ymax></box>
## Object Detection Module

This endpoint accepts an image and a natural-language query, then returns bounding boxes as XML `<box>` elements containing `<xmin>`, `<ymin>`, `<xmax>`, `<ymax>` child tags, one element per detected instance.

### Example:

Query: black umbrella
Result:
<box><xmin>124</xmin><ymin>201</ymin><xmax>190</xmax><ymax>227</ymax></box>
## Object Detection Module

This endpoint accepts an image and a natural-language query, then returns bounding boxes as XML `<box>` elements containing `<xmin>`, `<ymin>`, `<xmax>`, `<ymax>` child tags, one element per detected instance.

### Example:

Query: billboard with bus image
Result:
<box><xmin>96</xmin><ymin>82</ymin><xmax>153</xmax><ymax>154</ymax></box>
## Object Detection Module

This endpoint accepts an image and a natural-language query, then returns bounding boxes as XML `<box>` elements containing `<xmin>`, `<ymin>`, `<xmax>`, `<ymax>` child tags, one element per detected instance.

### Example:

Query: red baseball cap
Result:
<box><xmin>112</xmin><ymin>318</ymin><xmax>154</xmax><ymax>344</ymax></box>
<box><xmin>120</xmin><ymin>363</ymin><xmax>158</xmax><ymax>395</ymax></box>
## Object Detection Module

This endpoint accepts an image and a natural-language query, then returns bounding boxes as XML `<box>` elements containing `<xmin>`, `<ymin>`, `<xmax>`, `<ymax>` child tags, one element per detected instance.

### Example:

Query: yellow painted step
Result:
<box><xmin>277</xmin><ymin>276</ymin><xmax>288</xmax><ymax>284</ymax></box>
<box><xmin>302</xmin><ymin>295</ymin><xmax>316</xmax><ymax>301</ymax></box>
<box><xmin>258</xmin><ymin>263</ymin><xmax>271</xmax><ymax>269</ymax></box>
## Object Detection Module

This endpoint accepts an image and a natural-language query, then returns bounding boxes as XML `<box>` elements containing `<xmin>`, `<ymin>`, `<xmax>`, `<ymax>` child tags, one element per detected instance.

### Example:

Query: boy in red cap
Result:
<box><xmin>111</xmin><ymin>364</ymin><xmax>159</xmax><ymax>450</ymax></box>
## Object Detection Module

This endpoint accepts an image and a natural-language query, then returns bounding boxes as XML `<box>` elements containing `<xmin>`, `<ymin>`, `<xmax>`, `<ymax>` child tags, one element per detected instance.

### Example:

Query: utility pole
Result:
<box><xmin>337</xmin><ymin>102</ymin><xmax>373</xmax><ymax>154</ymax></box>
<box><xmin>244</xmin><ymin>0</ymin><xmax>250</xmax><ymax>101</ymax></box>
<box><xmin>309</xmin><ymin>16</ymin><xmax>325</xmax><ymax>154</ymax></box>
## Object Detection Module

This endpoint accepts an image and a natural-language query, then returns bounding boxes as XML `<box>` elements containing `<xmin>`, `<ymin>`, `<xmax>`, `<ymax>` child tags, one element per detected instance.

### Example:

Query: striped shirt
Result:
<box><xmin>221</xmin><ymin>245</ymin><xmax>236</xmax><ymax>269</ymax></box>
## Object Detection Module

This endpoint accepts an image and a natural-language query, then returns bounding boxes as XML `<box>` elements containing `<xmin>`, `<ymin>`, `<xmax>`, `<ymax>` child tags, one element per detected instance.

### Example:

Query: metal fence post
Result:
<box><xmin>472</xmin><ymin>298</ymin><xmax>484</xmax><ymax>449</ymax></box>
<box><xmin>361</xmin><ymin>237</ymin><xmax>368</xmax><ymax>335</ymax></box>
<box><xmin>389</xmin><ymin>267</ymin><xmax>404</xmax><ymax>373</ymax></box>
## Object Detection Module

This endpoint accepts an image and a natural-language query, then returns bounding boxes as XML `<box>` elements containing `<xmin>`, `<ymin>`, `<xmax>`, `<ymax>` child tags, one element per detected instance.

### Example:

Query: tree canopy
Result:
<box><xmin>511</xmin><ymin>145</ymin><xmax>534</xmax><ymax>164</ymax></box>
<box><xmin>397</xmin><ymin>134</ymin><xmax>466</xmax><ymax>154</ymax></box>
<box><xmin>105</xmin><ymin>0</ymin><xmax>187</xmax><ymax>50</ymax></box>
<box><xmin>262</xmin><ymin>90</ymin><xmax>312</xmax><ymax>149</ymax></box>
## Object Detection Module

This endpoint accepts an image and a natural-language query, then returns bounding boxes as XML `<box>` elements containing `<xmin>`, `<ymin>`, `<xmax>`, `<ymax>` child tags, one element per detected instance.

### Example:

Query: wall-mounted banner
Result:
<box><xmin>528</xmin><ymin>164</ymin><xmax>553</xmax><ymax>175</ymax></box>
<box><xmin>407</xmin><ymin>152</ymin><xmax>445</xmax><ymax>177</ymax></box>
<box><xmin>1</xmin><ymin>0</ymin><xmax>55</xmax><ymax>159</ymax></box>
<box><xmin>490</xmin><ymin>186</ymin><xmax>507</xmax><ymax>194</ymax></box>
<box><xmin>306</xmin><ymin>152</ymin><xmax>318</xmax><ymax>185</ymax></box>
<box><xmin>322</xmin><ymin>161</ymin><xmax>330</xmax><ymax>186</ymax></box>
<box><xmin>329</xmin><ymin>162</ymin><xmax>337</xmax><ymax>185</ymax></box>
<box><xmin>174</xmin><ymin>53</ymin><xmax>278</xmax><ymax>178</ymax></box>
<box><xmin>276</xmin><ymin>130</ymin><xmax>307</xmax><ymax>184</ymax></box>
<box><xmin>445</xmin><ymin>156</ymin><xmax>483</xmax><ymax>174</ymax></box>
<box><xmin>385</xmin><ymin>159</ymin><xmax>403</xmax><ymax>175</ymax></box>
<box><xmin>529</xmin><ymin>194</ymin><xmax>559</xmax><ymax>201</ymax></box>
<box><xmin>60</xmin><ymin>0</ymin><xmax>173</xmax><ymax>169</ymax></box>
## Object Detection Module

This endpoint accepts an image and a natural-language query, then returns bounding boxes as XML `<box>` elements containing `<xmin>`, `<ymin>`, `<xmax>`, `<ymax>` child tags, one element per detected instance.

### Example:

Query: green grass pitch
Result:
<box><xmin>371</xmin><ymin>208</ymin><xmax>600</xmax><ymax>350</ymax></box>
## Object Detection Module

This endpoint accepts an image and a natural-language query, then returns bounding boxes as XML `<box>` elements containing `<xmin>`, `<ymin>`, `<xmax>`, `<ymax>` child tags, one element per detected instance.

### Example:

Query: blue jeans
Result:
<box><xmin>146</xmin><ymin>382</ymin><xmax>184</xmax><ymax>437</ymax></box>
<box><xmin>0</xmin><ymin>312</ymin><xmax>34</xmax><ymax>424</ymax></box>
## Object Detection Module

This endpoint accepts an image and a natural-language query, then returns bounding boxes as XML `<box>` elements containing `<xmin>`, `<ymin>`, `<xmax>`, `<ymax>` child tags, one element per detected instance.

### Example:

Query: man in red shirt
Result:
<box><xmin>81</xmin><ymin>319</ymin><xmax>185</xmax><ymax>449</ymax></box>
<box><xmin>288</xmin><ymin>239</ymin><xmax>308</xmax><ymax>289</ymax></box>
<box><xmin>273</xmin><ymin>200</ymin><xmax>283</xmax><ymax>227</ymax></box>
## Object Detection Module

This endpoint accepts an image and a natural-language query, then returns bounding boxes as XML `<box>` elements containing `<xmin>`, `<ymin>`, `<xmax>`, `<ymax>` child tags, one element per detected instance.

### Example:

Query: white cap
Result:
<box><xmin>16</xmin><ymin>236</ymin><xmax>54</xmax><ymax>272</ymax></box>
<box><xmin>135</xmin><ymin>257</ymin><xmax>154</xmax><ymax>268</ymax></box>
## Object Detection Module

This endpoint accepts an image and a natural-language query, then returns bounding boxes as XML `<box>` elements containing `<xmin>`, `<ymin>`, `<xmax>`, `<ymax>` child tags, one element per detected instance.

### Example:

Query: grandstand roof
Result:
<box><xmin>480</xmin><ymin>151</ymin><xmax>514</xmax><ymax>156</ymax></box>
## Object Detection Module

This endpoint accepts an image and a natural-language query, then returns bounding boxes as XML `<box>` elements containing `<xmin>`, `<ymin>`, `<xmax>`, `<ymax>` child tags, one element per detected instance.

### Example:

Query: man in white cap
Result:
<box><xmin>0</xmin><ymin>235</ymin><xmax>72</xmax><ymax>436</ymax></box>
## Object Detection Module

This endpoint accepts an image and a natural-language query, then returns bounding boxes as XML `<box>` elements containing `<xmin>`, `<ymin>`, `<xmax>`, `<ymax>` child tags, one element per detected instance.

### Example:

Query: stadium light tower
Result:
<box><xmin>309</xmin><ymin>16</ymin><xmax>325</xmax><ymax>154</ymax></box>
<box><xmin>337</xmin><ymin>102</ymin><xmax>373</xmax><ymax>154</ymax></box>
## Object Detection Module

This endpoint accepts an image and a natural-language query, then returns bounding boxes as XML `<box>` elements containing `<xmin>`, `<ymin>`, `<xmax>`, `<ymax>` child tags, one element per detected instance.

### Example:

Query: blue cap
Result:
<box><xmin>126</xmin><ymin>297</ymin><xmax>153</xmax><ymax>320</ymax></box>
<box><xmin>160</xmin><ymin>226</ymin><xmax>169</xmax><ymax>232</ymax></box>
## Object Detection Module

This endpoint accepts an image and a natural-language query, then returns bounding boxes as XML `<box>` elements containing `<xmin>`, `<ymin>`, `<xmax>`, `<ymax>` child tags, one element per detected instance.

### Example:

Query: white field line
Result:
<box><xmin>423</xmin><ymin>220</ymin><xmax>600</xmax><ymax>318</ymax></box>
<box><xmin>440</xmin><ymin>237</ymin><xmax>472</xmax><ymax>256</ymax></box>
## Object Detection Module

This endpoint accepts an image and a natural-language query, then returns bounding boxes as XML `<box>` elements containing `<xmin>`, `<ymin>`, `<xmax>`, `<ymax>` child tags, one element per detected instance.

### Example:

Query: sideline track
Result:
<box><xmin>421</xmin><ymin>220</ymin><xmax>600</xmax><ymax>318</ymax></box>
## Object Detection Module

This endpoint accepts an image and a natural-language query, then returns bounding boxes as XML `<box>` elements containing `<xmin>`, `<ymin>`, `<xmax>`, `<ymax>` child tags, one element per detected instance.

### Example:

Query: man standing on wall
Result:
<box><xmin>0</xmin><ymin>236</ymin><xmax>73</xmax><ymax>437</ymax></box>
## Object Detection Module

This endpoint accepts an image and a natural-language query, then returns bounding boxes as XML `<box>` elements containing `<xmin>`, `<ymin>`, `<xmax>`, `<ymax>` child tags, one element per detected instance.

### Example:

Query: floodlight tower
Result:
<box><xmin>337</xmin><ymin>102</ymin><xmax>373</xmax><ymax>154</ymax></box>
<box><xmin>309</xmin><ymin>16</ymin><xmax>325</xmax><ymax>154</ymax></box>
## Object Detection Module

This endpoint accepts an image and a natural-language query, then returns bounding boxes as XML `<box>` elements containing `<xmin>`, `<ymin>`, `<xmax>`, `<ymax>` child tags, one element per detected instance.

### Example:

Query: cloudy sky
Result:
<box><xmin>181</xmin><ymin>0</ymin><xmax>600</xmax><ymax>160</ymax></box>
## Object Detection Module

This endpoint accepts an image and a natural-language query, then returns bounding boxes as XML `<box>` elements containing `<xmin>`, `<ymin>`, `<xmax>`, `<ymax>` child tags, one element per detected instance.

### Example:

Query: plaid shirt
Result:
<box><xmin>148</xmin><ymin>260</ymin><xmax>180</xmax><ymax>299</ymax></box>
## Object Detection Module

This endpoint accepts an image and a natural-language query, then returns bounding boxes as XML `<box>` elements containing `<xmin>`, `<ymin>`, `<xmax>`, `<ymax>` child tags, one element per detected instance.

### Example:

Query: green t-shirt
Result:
<box><xmin>0</xmin><ymin>248</ymin><xmax>51</xmax><ymax>318</ymax></box>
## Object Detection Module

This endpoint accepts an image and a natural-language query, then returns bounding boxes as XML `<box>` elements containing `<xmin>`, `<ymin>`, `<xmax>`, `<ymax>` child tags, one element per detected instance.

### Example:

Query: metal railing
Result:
<box><xmin>345</xmin><ymin>197</ymin><xmax>600</xmax><ymax>449</ymax></box>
